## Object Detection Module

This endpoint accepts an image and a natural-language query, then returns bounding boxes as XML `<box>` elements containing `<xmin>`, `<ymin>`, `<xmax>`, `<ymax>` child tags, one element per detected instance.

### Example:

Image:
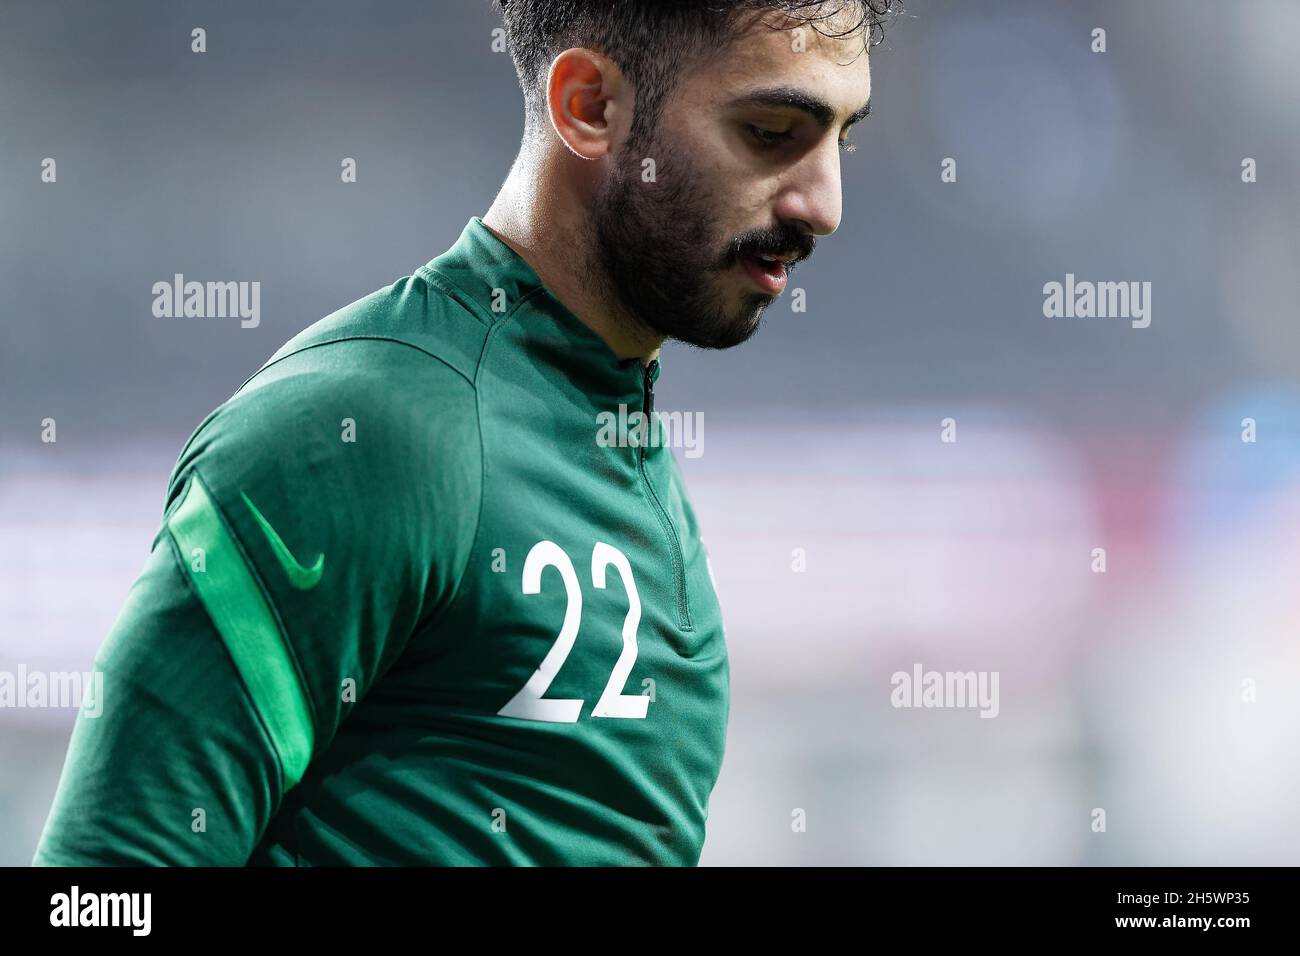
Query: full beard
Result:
<box><xmin>589</xmin><ymin>139</ymin><xmax>772</xmax><ymax>351</ymax></box>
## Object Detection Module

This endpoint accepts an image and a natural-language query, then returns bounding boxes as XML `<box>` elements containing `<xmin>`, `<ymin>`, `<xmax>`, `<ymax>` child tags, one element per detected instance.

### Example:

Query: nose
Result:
<box><xmin>771</xmin><ymin>140</ymin><xmax>843</xmax><ymax>238</ymax></box>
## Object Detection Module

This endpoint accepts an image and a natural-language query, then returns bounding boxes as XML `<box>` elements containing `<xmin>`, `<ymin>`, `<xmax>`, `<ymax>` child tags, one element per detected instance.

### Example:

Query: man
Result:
<box><xmin>34</xmin><ymin>0</ymin><xmax>888</xmax><ymax>866</ymax></box>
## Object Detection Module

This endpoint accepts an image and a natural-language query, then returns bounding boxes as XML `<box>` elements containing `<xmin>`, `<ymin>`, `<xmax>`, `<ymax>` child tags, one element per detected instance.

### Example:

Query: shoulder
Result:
<box><xmin>165</xmin><ymin>272</ymin><xmax>487</xmax><ymax>526</ymax></box>
<box><xmin>254</xmin><ymin>270</ymin><xmax>491</xmax><ymax>388</ymax></box>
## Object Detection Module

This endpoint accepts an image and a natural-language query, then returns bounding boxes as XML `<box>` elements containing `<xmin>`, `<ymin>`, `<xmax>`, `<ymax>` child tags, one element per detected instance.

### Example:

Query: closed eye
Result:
<box><xmin>749</xmin><ymin>122</ymin><xmax>858</xmax><ymax>156</ymax></box>
<box><xmin>747</xmin><ymin>124</ymin><xmax>792</xmax><ymax>148</ymax></box>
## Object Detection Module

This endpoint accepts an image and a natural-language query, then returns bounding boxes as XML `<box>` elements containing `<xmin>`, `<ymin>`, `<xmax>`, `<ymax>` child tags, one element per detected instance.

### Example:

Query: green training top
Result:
<box><xmin>33</xmin><ymin>218</ymin><xmax>730</xmax><ymax>866</ymax></box>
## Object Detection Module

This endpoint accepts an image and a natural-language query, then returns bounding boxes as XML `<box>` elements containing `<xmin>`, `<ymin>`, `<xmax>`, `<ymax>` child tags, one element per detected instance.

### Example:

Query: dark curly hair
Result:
<box><xmin>494</xmin><ymin>0</ymin><xmax>898</xmax><ymax>148</ymax></box>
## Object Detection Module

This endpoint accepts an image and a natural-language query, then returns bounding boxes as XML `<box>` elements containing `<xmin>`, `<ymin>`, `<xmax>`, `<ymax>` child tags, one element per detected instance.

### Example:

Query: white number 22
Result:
<box><xmin>497</xmin><ymin>540</ymin><xmax>650</xmax><ymax>723</ymax></box>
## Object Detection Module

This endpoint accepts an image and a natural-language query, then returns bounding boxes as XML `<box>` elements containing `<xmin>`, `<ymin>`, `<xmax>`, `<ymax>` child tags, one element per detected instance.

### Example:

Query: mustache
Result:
<box><xmin>724</xmin><ymin>224</ymin><xmax>816</xmax><ymax>269</ymax></box>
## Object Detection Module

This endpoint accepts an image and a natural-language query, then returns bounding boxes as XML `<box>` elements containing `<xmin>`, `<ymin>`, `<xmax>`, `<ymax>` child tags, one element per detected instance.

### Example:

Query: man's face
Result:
<box><xmin>591</xmin><ymin>9</ymin><xmax>872</xmax><ymax>350</ymax></box>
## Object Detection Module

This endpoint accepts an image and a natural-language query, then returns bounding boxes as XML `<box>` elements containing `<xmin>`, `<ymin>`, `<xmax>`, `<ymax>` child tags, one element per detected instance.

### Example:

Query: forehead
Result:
<box><xmin>682</xmin><ymin>8</ymin><xmax>872</xmax><ymax>114</ymax></box>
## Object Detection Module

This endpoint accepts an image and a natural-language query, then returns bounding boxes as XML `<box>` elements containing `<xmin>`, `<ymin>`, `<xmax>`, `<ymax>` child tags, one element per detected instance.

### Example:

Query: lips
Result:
<box><xmin>740</xmin><ymin>252</ymin><xmax>789</xmax><ymax>295</ymax></box>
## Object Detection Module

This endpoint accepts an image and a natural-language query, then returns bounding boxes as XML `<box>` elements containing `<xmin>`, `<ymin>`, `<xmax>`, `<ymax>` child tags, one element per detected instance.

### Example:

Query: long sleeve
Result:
<box><xmin>33</xmin><ymin>333</ymin><xmax>482</xmax><ymax>865</ymax></box>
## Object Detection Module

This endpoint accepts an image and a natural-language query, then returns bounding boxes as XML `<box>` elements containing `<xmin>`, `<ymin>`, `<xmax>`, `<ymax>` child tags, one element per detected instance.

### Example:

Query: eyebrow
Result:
<box><xmin>727</xmin><ymin>86</ymin><xmax>872</xmax><ymax>132</ymax></box>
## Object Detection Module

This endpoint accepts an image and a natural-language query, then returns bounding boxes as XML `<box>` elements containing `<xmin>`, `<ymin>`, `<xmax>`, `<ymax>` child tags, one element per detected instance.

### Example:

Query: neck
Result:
<box><xmin>481</xmin><ymin>146</ymin><xmax>663</xmax><ymax>366</ymax></box>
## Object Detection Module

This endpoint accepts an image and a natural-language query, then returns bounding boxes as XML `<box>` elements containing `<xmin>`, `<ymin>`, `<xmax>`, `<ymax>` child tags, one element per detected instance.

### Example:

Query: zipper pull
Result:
<box><xmin>643</xmin><ymin>358</ymin><xmax>658</xmax><ymax>419</ymax></box>
<box><xmin>641</xmin><ymin>359</ymin><xmax>659</xmax><ymax>460</ymax></box>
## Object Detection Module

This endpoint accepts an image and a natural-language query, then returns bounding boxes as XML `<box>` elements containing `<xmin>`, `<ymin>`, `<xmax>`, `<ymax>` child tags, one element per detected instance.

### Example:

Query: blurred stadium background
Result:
<box><xmin>3</xmin><ymin>0</ymin><xmax>1300</xmax><ymax>864</ymax></box>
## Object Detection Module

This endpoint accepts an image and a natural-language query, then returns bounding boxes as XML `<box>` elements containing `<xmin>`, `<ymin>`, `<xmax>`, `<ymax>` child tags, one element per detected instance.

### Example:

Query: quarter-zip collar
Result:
<box><xmin>423</xmin><ymin>217</ymin><xmax>659</xmax><ymax>405</ymax></box>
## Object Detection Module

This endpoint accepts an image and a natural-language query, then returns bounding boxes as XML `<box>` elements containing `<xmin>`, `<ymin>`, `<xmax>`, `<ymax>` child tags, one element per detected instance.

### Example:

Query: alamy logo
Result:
<box><xmin>890</xmin><ymin>663</ymin><xmax>1000</xmax><ymax>718</ymax></box>
<box><xmin>0</xmin><ymin>666</ymin><xmax>103</xmax><ymax>717</ymax></box>
<box><xmin>1042</xmin><ymin>273</ymin><xmax>1151</xmax><ymax>328</ymax></box>
<box><xmin>595</xmin><ymin>405</ymin><xmax>704</xmax><ymax>459</ymax></box>
<box><xmin>152</xmin><ymin>273</ymin><xmax>260</xmax><ymax>328</ymax></box>
<box><xmin>50</xmin><ymin>886</ymin><xmax>151</xmax><ymax>936</ymax></box>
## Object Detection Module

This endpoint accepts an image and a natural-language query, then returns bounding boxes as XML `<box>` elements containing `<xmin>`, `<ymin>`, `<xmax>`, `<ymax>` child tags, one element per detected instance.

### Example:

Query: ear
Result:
<box><xmin>545</xmin><ymin>47</ymin><xmax>628</xmax><ymax>160</ymax></box>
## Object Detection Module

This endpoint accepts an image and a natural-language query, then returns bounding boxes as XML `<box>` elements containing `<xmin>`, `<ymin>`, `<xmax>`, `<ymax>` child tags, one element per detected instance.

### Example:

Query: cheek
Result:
<box><xmin>690</xmin><ymin>144</ymin><xmax>777</xmax><ymax>221</ymax></box>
